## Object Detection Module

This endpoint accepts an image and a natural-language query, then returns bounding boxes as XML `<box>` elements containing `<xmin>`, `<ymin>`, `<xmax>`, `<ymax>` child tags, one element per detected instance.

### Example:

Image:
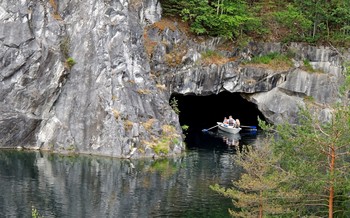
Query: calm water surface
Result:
<box><xmin>0</xmin><ymin>130</ymin><xmax>264</xmax><ymax>217</ymax></box>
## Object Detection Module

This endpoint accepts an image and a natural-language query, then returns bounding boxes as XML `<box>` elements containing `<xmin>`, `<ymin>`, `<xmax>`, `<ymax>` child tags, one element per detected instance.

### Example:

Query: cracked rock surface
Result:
<box><xmin>0</xmin><ymin>0</ymin><xmax>183</xmax><ymax>158</ymax></box>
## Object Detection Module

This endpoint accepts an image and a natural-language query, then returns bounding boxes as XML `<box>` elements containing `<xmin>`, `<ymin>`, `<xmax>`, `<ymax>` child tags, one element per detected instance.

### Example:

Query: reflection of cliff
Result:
<box><xmin>0</xmin><ymin>151</ymin><xmax>40</xmax><ymax>217</ymax></box>
<box><xmin>35</xmin><ymin>153</ymin><xmax>184</xmax><ymax>217</ymax></box>
<box><xmin>34</xmin><ymin>151</ymin><xmax>242</xmax><ymax>217</ymax></box>
<box><xmin>0</xmin><ymin>150</ymin><xmax>246</xmax><ymax>217</ymax></box>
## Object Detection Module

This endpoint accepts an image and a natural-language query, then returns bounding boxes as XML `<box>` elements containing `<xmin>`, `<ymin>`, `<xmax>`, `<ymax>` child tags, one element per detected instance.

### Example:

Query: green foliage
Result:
<box><xmin>148</xmin><ymin>159</ymin><xmax>179</xmax><ymax>178</ymax></box>
<box><xmin>201</xmin><ymin>49</ymin><xmax>222</xmax><ymax>59</ymax></box>
<box><xmin>159</xmin><ymin>0</ymin><xmax>187</xmax><ymax>17</ymax></box>
<box><xmin>250</xmin><ymin>52</ymin><xmax>279</xmax><ymax>64</ymax></box>
<box><xmin>153</xmin><ymin>138</ymin><xmax>170</xmax><ymax>155</ymax></box>
<box><xmin>163</xmin><ymin>0</ymin><xmax>261</xmax><ymax>39</ymax></box>
<box><xmin>150</xmin><ymin>124</ymin><xmax>180</xmax><ymax>156</ymax></box>
<box><xmin>210</xmin><ymin>140</ymin><xmax>300</xmax><ymax>217</ymax></box>
<box><xmin>160</xmin><ymin>0</ymin><xmax>350</xmax><ymax>45</ymax></box>
<box><xmin>248</xmin><ymin>52</ymin><xmax>292</xmax><ymax>67</ymax></box>
<box><xmin>66</xmin><ymin>57</ymin><xmax>76</xmax><ymax>69</ymax></box>
<box><xmin>200</xmin><ymin>49</ymin><xmax>234</xmax><ymax>65</ymax></box>
<box><xmin>172</xmin><ymin>137</ymin><xmax>179</xmax><ymax>145</ymax></box>
<box><xmin>339</xmin><ymin>61</ymin><xmax>350</xmax><ymax>96</ymax></box>
<box><xmin>303</xmin><ymin>95</ymin><xmax>314</xmax><ymax>102</ymax></box>
<box><xmin>302</xmin><ymin>59</ymin><xmax>325</xmax><ymax>73</ymax></box>
<box><xmin>302</xmin><ymin>59</ymin><xmax>315</xmax><ymax>72</ymax></box>
<box><xmin>329</xmin><ymin>32</ymin><xmax>350</xmax><ymax>47</ymax></box>
<box><xmin>270</xmin><ymin>105</ymin><xmax>350</xmax><ymax>217</ymax></box>
<box><xmin>274</xmin><ymin>4</ymin><xmax>312</xmax><ymax>41</ymax></box>
<box><xmin>285</xmin><ymin>48</ymin><xmax>296</xmax><ymax>59</ymax></box>
<box><xmin>151</xmin><ymin>159</ymin><xmax>175</xmax><ymax>172</ymax></box>
<box><xmin>31</xmin><ymin>206</ymin><xmax>42</xmax><ymax>218</ymax></box>
<box><xmin>181</xmin><ymin>125</ymin><xmax>189</xmax><ymax>131</ymax></box>
<box><xmin>67</xmin><ymin>144</ymin><xmax>75</xmax><ymax>152</ymax></box>
<box><xmin>213</xmin><ymin>100</ymin><xmax>350</xmax><ymax>217</ymax></box>
<box><xmin>291</xmin><ymin>0</ymin><xmax>350</xmax><ymax>43</ymax></box>
<box><xmin>170</xmin><ymin>97</ymin><xmax>180</xmax><ymax>115</ymax></box>
<box><xmin>235</xmin><ymin>35</ymin><xmax>251</xmax><ymax>49</ymax></box>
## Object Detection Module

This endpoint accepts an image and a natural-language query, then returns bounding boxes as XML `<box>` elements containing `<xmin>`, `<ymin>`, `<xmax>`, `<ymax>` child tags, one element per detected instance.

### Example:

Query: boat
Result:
<box><xmin>217</xmin><ymin>122</ymin><xmax>242</xmax><ymax>134</ymax></box>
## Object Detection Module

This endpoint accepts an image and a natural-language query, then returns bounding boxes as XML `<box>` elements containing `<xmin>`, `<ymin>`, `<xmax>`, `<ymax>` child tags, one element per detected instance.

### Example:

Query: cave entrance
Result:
<box><xmin>170</xmin><ymin>91</ymin><xmax>266</xmax><ymax>148</ymax></box>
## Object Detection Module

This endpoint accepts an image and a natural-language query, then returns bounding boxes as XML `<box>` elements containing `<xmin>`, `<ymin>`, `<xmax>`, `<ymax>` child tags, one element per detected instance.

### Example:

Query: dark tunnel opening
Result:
<box><xmin>170</xmin><ymin>91</ymin><xmax>266</xmax><ymax>148</ymax></box>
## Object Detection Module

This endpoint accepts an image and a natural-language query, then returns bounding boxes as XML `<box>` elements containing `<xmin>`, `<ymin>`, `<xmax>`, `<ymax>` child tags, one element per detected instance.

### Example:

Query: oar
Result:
<box><xmin>202</xmin><ymin>124</ymin><xmax>218</xmax><ymax>132</ymax></box>
<box><xmin>240</xmin><ymin>125</ymin><xmax>257</xmax><ymax>131</ymax></box>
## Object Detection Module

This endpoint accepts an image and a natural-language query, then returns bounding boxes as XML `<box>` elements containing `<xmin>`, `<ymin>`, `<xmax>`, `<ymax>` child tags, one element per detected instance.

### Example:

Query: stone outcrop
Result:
<box><xmin>0</xmin><ymin>0</ymin><xmax>184</xmax><ymax>158</ymax></box>
<box><xmin>146</xmin><ymin>21</ymin><xmax>349</xmax><ymax>124</ymax></box>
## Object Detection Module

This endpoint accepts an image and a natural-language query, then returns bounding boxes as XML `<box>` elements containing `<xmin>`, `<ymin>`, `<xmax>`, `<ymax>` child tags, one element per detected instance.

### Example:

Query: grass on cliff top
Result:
<box><xmin>301</xmin><ymin>59</ymin><xmax>325</xmax><ymax>74</ymax></box>
<box><xmin>144</xmin><ymin>17</ymin><xmax>293</xmax><ymax>68</ymax></box>
<box><xmin>200</xmin><ymin>49</ymin><xmax>237</xmax><ymax>65</ymax></box>
<box><xmin>242</xmin><ymin>52</ymin><xmax>293</xmax><ymax>71</ymax></box>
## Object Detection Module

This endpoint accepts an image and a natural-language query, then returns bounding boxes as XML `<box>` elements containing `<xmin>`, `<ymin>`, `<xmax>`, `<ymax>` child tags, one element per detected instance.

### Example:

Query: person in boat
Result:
<box><xmin>235</xmin><ymin>119</ymin><xmax>240</xmax><ymax>127</ymax></box>
<box><xmin>223</xmin><ymin>117</ymin><xmax>229</xmax><ymax>126</ymax></box>
<box><xmin>228</xmin><ymin>116</ymin><xmax>236</xmax><ymax>127</ymax></box>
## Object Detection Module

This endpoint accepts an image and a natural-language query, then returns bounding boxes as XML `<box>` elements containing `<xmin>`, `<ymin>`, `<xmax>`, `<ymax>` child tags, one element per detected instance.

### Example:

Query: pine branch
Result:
<box><xmin>316</xmin><ymin>123</ymin><xmax>330</xmax><ymax>137</ymax></box>
<box><xmin>333</xmin><ymin>209</ymin><xmax>346</xmax><ymax>214</ymax></box>
<box><xmin>303</xmin><ymin>193</ymin><xmax>330</xmax><ymax>198</ymax></box>
<box><xmin>328</xmin><ymin>42</ymin><xmax>347</xmax><ymax>61</ymax></box>
<box><xmin>336</xmin><ymin>151</ymin><xmax>350</xmax><ymax>156</ymax></box>
<box><xmin>304</xmin><ymin>203</ymin><xmax>329</xmax><ymax>207</ymax></box>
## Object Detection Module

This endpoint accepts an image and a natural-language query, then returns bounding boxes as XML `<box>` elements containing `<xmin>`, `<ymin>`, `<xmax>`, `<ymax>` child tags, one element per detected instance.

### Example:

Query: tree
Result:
<box><xmin>272</xmin><ymin>60</ymin><xmax>350</xmax><ymax>216</ymax></box>
<box><xmin>210</xmin><ymin>137</ymin><xmax>301</xmax><ymax>217</ymax></box>
<box><xmin>272</xmin><ymin>103</ymin><xmax>350</xmax><ymax>217</ymax></box>
<box><xmin>162</xmin><ymin>0</ymin><xmax>260</xmax><ymax>39</ymax></box>
<box><xmin>269</xmin><ymin>46</ymin><xmax>350</xmax><ymax>217</ymax></box>
<box><xmin>159</xmin><ymin>0</ymin><xmax>186</xmax><ymax>16</ymax></box>
<box><xmin>212</xmin><ymin>105</ymin><xmax>350</xmax><ymax>217</ymax></box>
<box><xmin>160</xmin><ymin>0</ymin><xmax>350</xmax><ymax>45</ymax></box>
<box><xmin>274</xmin><ymin>4</ymin><xmax>312</xmax><ymax>41</ymax></box>
<box><xmin>330</xmin><ymin>2</ymin><xmax>350</xmax><ymax>34</ymax></box>
<box><xmin>291</xmin><ymin>0</ymin><xmax>350</xmax><ymax>43</ymax></box>
<box><xmin>211</xmin><ymin>63</ymin><xmax>350</xmax><ymax>217</ymax></box>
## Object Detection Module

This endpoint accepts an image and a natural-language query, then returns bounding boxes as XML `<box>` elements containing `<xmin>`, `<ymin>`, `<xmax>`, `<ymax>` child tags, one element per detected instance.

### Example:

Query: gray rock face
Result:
<box><xmin>147</xmin><ymin>24</ymin><xmax>348</xmax><ymax>124</ymax></box>
<box><xmin>1</xmin><ymin>0</ymin><xmax>348</xmax><ymax>157</ymax></box>
<box><xmin>0</xmin><ymin>0</ymin><xmax>184</xmax><ymax>158</ymax></box>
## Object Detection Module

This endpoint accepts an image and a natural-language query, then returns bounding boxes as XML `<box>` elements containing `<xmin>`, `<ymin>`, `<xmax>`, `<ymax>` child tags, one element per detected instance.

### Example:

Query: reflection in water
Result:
<box><xmin>0</xmin><ymin>131</ymin><xmax>263</xmax><ymax>217</ymax></box>
<box><xmin>216</xmin><ymin>130</ymin><xmax>241</xmax><ymax>147</ymax></box>
<box><xmin>0</xmin><ymin>151</ymin><xmax>236</xmax><ymax>217</ymax></box>
<box><xmin>202</xmin><ymin>129</ymin><xmax>259</xmax><ymax>154</ymax></box>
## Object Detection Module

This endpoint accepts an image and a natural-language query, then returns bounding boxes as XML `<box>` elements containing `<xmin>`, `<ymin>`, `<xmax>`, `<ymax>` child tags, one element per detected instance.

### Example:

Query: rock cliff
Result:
<box><xmin>0</xmin><ymin>0</ymin><xmax>183</xmax><ymax>158</ymax></box>
<box><xmin>146</xmin><ymin>20</ymin><xmax>349</xmax><ymax>124</ymax></box>
<box><xmin>1</xmin><ymin>0</ymin><xmax>349</xmax><ymax>157</ymax></box>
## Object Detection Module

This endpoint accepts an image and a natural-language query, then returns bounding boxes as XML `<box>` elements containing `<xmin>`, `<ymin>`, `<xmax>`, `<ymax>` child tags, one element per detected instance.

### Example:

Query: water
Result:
<box><xmin>0</xmin><ymin>130</ymin><xmax>263</xmax><ymax>218</ymax></box>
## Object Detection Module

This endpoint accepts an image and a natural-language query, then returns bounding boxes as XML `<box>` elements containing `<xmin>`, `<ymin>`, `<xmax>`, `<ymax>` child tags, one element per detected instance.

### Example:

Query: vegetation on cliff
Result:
<box><xmin>160</xmin><ymin>0</ymin><xmax>350</xmax><ymax>46</ymax></box>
